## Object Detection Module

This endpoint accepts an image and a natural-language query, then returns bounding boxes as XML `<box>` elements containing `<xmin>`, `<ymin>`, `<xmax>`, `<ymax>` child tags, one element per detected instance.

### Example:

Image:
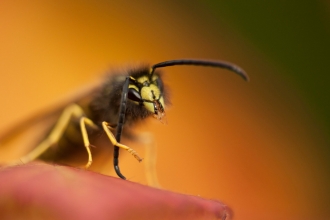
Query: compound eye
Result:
<box><xmin>128</xmin><ymin>88</ymin><xmax>142</xmax><ymax>102</ymax></box>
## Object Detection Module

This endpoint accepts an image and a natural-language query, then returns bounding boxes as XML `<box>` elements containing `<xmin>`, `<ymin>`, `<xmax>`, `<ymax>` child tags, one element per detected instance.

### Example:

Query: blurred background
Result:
<box><xmin>0</xmin><ymin>1</ymin><xmax>329</xmax><ymax>219</ymax></box>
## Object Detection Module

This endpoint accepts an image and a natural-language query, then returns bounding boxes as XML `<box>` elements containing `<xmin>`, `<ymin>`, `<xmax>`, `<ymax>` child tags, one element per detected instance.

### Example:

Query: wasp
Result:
<box><xmin>0</xmin><ymin>59</ymin><xmax>248</xmax><ymax>183</ymax></box>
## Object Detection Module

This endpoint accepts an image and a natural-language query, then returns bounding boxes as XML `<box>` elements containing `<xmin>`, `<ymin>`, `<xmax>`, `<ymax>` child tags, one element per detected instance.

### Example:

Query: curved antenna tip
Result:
<box><xmin>151</xmin><ymin>59</ymin><xmax>249</xmax><ymax>81</ymax></box>
<box><xmin>232</xmin><ymin>66</ymin><xmax>249</xmax><ymax>81</ymax></box>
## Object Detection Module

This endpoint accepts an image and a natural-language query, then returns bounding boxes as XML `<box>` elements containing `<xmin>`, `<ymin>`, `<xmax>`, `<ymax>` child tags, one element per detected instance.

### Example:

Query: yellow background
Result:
<box><xmin>0</xmin><ymin>1</ymin><xmax>329</xmax><ymax>219</ymax></box>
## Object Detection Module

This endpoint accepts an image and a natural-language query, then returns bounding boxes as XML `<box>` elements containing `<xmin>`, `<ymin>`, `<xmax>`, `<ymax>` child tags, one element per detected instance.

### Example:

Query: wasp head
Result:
<box><xmin>127</xmin><ymin>73</ymin><xmax>166</xmax><ymax>123</ymax></box>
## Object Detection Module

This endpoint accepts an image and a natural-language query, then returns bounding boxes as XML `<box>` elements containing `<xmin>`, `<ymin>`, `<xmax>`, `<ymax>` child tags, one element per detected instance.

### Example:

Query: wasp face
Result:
<box><xmin>127</xmin><ymin>74</ymin><xmax>166</xmax><ymax>122</ymax></box>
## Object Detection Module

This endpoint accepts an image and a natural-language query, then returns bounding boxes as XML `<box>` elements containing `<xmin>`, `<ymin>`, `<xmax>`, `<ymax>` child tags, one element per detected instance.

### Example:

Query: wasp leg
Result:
<box><xmin>102</xmin><ymin>122</ymin><xmax>143</xmax><ymax>162</ymax></box>
<box><xmin>79</xmin><ymin>117</ymin><xmax>99</xmax><ymax>168</ymax></box>
<box><xmin>11</xmin><ymin>104</ymin><xmax>97</xmax><ymax>168</ymax></box>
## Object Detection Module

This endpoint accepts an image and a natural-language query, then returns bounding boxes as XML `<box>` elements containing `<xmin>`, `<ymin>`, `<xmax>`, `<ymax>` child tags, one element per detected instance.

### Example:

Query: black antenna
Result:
<box><xmin>150</xmin><ymin>59</ymin><xmax>249</xmax><ymax>81</ymax></box>
<box><xmin>114</xmin><ymin>76</ymin><xmax>130</xmax><ymax>180</ymax></box>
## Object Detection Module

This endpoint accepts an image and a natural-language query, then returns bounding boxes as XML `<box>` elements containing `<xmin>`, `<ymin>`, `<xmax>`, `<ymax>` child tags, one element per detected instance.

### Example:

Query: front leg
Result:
<box><xmin>102</xmin><ymin>122</ymin><xmax>143</xmax><ymax>163</ymax></box>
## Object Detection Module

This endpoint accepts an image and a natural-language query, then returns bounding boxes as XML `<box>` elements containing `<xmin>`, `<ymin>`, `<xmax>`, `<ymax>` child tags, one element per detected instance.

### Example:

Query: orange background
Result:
<box><xmin>0</xmin><ymin>1</ymin><xmax>329</xmax><ymax>219</ymax></box>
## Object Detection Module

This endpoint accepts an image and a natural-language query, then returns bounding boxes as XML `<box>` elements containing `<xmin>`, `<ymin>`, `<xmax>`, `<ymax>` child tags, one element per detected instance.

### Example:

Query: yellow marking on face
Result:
<box><xmin>136</xmin><ymin>76</ymin><xmax>149</xmax><ymax>84</ymax></box>
<box><xmin>141</xmin><ymin>84</ymin><xmax>161</xmax><ymax>101</ymax></box>
<box><xmin>151</xmin><ymin>75</ymin><xmax>158</xmax><ymax>82</ymax></box>
<box><xmin>143</xmin><ymin>102</ymin><xmax>154</xmax><ymax>113</ymax></box>
<box><xmin>128</xmin><ymin>84</ymin><xmax>139</xmax><ymax>91</ymax></box>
